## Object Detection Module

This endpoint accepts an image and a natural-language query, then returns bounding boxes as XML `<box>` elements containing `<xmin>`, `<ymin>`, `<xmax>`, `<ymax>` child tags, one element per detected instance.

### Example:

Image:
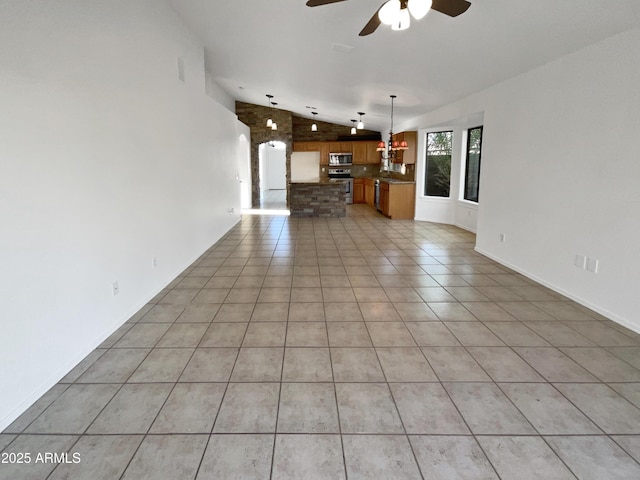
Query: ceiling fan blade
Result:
<box><xmin>306</xmin><ymin>0</ymin><xmax>348</xmax><ymax>7</ymax></box>
<box><xmin>431</xmin><ymin>0</ymin><xmax>471</xmax><ymax>17</ymax></box>
<box><xmin>359</xmin><ymin>3</ymin><xmax>385</xmax><ymax>36</ymax></box>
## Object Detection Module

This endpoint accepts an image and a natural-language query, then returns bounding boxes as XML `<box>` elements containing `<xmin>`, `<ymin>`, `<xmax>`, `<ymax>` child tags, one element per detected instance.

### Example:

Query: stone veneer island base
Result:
<box><xmin>289</xmin><ymin>181</ymin><xmax>346</xmax><ymax>218</ymax></box>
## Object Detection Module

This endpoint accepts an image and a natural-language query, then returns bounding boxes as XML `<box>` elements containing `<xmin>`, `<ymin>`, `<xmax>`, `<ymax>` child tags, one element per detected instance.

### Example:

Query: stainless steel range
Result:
<box><xmin>328</xmin><ymin>168</ymin><xmax>353</xmax><ymax>204</ymax></box>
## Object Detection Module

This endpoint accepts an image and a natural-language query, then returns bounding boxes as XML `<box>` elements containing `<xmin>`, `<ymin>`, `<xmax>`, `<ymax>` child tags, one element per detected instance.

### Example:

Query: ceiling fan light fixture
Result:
<box><xmin>391</xmin><ymin>7</ymin><xmax>411</xmax><ymax>30</ymax></box>
<box><xmin>408</xmin><ymin>0</ymin><xmax>432</xmax><ymax>20</ymax></box>
<box><xmin>378</xmin><ymin>0</ymin><xmax>401</xmax><ymax>26</ymax></box>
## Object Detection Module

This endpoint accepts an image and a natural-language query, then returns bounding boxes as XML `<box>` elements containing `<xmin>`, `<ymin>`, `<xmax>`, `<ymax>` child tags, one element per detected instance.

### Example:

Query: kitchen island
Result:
<box><xmin>289</xmin><ymin>180</ymin><xmax>346</xmax><ymax>218</ymax></box>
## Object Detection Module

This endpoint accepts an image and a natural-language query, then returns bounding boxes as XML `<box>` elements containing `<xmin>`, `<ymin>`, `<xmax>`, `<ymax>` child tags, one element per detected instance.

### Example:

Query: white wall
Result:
<box><xmin>264</xmin><ymin>143</ymin><xmax>287</xmax><ymax>190</ymax></box>
<box><xmin>0</xmin><ymin>0</ymin><xmax>247</xmax><ymax>430</ymax></box>
<box><xmin>407</xmin><ymin>28</ymin><xmax>640</xmax><ymax>332</ymax></box>
<box><xmin>238</xmin><ymin>134</ymin><xmax>252</xmax><ymax>209</ymax></box>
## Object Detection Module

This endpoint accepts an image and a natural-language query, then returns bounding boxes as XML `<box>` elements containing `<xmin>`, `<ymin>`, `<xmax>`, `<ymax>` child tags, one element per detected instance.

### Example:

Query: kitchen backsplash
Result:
<box><xmin>319</xmin><ymin>163</ymin><xmax>415</xmax><ymax>181</ymax></box>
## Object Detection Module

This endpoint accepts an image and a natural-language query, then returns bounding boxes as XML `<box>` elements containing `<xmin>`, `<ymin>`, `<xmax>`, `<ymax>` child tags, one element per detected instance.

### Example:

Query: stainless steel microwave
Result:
<box><xmin>329</xmin><ymin>153</ymin><xmax>353</xmax><ymax>166</ymax></box>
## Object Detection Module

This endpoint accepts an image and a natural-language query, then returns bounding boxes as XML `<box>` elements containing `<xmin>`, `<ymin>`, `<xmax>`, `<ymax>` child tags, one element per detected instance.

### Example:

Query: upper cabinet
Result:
<box><xmin>294</xmin><ymin>140</ymin><xmax>381</xmax><ymax>165</ymax></box>
<box><xmin>352</xmin><ymin>141</ymin><xmax>381</xmax><ymax>164</ymax></box>
<box><xmin>352</xmin><ymin>142</ymin><xmax>367</xmax><ymax>164</ymax></box>
<box><xmin>366</xmin><ymin>141</ymin><xmax>381</xmax><ymax>164</ymax></box>
<box><xmin>390</xmin><ymin>131</ymin><xmax>417</xmax><ymax>164</ymax></box>
<box><xmin>328</xmin><ymin>142</ymin><xmax>353</xmax><ymax>154</ymax></box>
<box><xmin>293</xmin><ymin>141</ymin><xmax>329</xmax><ymax>164</ymax></box>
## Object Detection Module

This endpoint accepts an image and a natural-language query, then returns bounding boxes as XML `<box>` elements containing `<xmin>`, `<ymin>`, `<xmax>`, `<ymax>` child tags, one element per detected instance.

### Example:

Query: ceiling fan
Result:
<box><xmin>306</xmin><ymin>0</ymin><xmax>471</xmax><ymax>36</ymax></box>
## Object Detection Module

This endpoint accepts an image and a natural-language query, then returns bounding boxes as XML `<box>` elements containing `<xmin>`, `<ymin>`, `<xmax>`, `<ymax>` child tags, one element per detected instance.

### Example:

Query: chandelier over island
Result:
<box><xmin>377</xmin><ymin>95</ymin><xmax>408</xmax><ymax>167</ymax></box>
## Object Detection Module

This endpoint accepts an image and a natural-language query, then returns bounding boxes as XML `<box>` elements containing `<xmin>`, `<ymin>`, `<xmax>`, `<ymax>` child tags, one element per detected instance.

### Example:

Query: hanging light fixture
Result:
<box><xmin>357</xmin><ymin>112</ymin><xmax>365</xmax><ymax>130</ymax></box>
<box><xmin>265</xmin><ymin>94</ymin><xmax>274</xmax><ymax>127</ymax></box>
<box><xmin>271</xmin><ymin>102</ymin><xmax>278</xmax><ymax>130</ymax></box>
<box><xmin>392</xmin><ymin>7</ymin><xmax>411</xmax><ymax>30</ymax></box>
<box><xmin>350</xmin><ymin>119</ymin><xmax>357</xmax><ymax>135</ymax></box>
<box><xmin>379</xmin><ymin>95</ymin><xmax>408</xmax><ymax>162</ymax></box>
<box><xmin>311</xmin><ymin>111</ymin><xmax>318</xmax><ymax>132</ymax></box>
<box><xmin>379</xmin><ymin>0</ymin><xmax>432</xmax><ymax>32</ymax></box>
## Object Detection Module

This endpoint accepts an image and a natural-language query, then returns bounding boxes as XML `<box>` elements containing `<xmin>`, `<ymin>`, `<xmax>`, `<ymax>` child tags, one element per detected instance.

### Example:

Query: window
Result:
<box><xmin>464</xmin><ymin>126</ymin><xmax>483</xmax><ymax>202</ymax></box>
<box><xmin>424</xmin><ymin>131</ymin><xmax>452</xmax><ymax>197</ymax></box>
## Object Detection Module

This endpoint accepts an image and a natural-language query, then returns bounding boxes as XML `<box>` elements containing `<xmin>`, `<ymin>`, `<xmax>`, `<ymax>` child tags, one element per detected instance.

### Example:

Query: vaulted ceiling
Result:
<box><xmin>167</xmin><ymin>0</ymin><xmax>640</xmax><ymax>132</ymax></box>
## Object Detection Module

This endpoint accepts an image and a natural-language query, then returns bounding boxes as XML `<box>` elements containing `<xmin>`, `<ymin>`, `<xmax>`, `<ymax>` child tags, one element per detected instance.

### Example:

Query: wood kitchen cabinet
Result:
<box><xmin>364</xmin><ymin>178</ymin><xmax>375</xmax><ymax>207</ymax></box>
<box><xmin>353</xmin><ymin>178</ymin><xmax>365</xmax><ymax>203</ymax></box>
<box><xmin>298</xmin><ymin>140</ymin><xmax>377</xmax><ymax>164</ymax></box>
<box><xmin>379</xmin><ymin>182</ymin><xmax>390</xmax><ymax>215</ymax></box>
<box><xmin>305</xmin><ymin>141</ymin><xmax>322</xmax><ymax>152</ymax></box>
<box><xmin>294</xmin><ymin>141</ymin><xmax>321</xmax><ymax>152</ymax></box>
<box><xmin>390</xmin><ymin>131</ymin><xmax>417</xmax><ymax>164</ymax></box>
<box><xmin>401</xmin><ymin>131</ymin><xmax>417</xmax><ymax>164</ymax></box>
<box><xmin>352</xmin><ymin>141</ymin><xmax>383</xmax><ymax>164</ymax></box>
<box><xmin>328</xmin><ymin>142</ymin><xmax>352</xmax><ymax>154</ymax></box>
<box><xmin>319</xmin><ymin>142</ymin><xmax>330</xmax><ymax>165</ymax></box>
<box><xmin>379</xmin><ymin>181</ymin><xmax>415</xmax><ymax>220</ymax></box>
<box><xmin>294</xmin><ymin>141</ymin><xmax>329</xmax><ymax>165</ymax></box>
<box><xmin>366</xmin><ymin>141</ymin><xmax>382</xmax><ymax>164</ymax></box>
<box><xmin>352</xmin><ymin>142</ymin><xmax>368</xmax><ymax>164</ymax></box>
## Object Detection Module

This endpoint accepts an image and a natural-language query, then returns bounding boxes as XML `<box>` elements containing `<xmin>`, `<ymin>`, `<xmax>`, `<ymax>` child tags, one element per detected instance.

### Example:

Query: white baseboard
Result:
<box><xmin>474</xmin><ymin>247</ymin><xmax>640</xmax><ymax>335</ymax></box>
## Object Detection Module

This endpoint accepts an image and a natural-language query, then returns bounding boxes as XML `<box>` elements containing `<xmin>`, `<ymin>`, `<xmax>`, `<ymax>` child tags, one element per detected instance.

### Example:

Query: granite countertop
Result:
<box><xmin>351</xmin><ymin>176</ymin><xmax>415</xmax><ymax>184</ymax></box>
<box><xmin>376</xmin><ymin>177</ymin><xmax>416</xmax><ymax>184</ymax></box>
<box><xmin>290</xmin><ymin>179</ymin><xmax>344</xmax><ymax>185</ymax></box>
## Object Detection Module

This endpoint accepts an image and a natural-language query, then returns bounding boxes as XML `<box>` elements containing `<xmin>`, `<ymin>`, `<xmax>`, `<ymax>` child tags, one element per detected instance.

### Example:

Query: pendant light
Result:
<box><xmin>379</xmin><ymin>95</ymin><xmax>408</xmax><ymax>162</ymax></box>
<box><xmin>265</xmin><ymin>94</ymin><xmax>274</xmax><ymax>127</ymax></box>
<box><xmin>357</xmin><ymin>112</ymin><xmax>365</xmax><ymax>130</ymax></box>
<box><xmin>350</xmin><ymin>119</ymin><xmax>357</xmax><ymax>135</ymax></box>
<box><xmin>311</xmin><ymin>112</ymin><xmax>318</xmax><ymax>132</ymax></box>
<box><xmin>271</xmin><ymin>102</ymin><xmax>278</xmax><ymax>131</ymax></box>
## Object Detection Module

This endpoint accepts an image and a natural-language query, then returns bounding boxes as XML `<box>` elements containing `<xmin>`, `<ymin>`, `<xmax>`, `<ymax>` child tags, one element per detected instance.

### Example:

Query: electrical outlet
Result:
<box><xmin>112</xmin><ymin>281</ymin><xmax>120</xmax><ymax>296</ymax></box>
<box><xmin>500</xmin><ymin>233</ymin><xmax>506</xmax><ymax>243</ymax></box>
<box><xmin>228</xmin><ymin>207</ymin><xmax>234</xmax><ymax>214</ymax></box>
<box><xmin>586</xmin><ymin>257</ymin><xmax>599</xmax><ymax>273</ymax></box>
<box><xmin>574</xmin><ymin>254</ymin><xmax>587</xmax><ymax>269</ymax></box>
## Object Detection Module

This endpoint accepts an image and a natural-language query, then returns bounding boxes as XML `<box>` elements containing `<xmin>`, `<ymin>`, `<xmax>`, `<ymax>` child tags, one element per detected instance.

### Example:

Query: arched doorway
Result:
<box><xmin>257</xmin><ymin>141</ymin><xmax>287</xmax><ymax>210</ymax></box>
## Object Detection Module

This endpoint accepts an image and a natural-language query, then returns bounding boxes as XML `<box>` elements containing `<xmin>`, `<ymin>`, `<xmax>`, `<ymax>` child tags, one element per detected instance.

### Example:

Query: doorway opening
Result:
<box><xmin>257</xmin><ymin>140</ymin><xmax>288</xmax><ymax>211</ymax></box>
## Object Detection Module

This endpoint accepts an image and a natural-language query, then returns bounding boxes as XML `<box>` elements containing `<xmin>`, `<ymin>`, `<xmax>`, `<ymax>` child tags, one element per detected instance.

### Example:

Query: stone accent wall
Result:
<box><xmin>292</xmin><ymin>115</ymin><xmax>381</xmax><ymax>143</ymax></box>
<box><xmin>290</xmin><ymin>183</ymin><xmax>346</xmax><ymax>218</ymax></box>
<box><xmin>236</xmin><ymin>102</ymin><xmax>293</xmax><ymax>208</ymax></box>
<box><xmin>236</xmin><ymin>102</ymin><xmax>382</xmax><ymax>208</ymax></box>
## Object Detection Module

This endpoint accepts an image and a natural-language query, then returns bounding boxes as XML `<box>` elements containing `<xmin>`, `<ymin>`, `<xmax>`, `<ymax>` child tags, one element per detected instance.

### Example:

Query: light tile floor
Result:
<box><xmin>2</xmin><ymin>204</ymin><xmax>640</xmax><ymax>479</ymax></box>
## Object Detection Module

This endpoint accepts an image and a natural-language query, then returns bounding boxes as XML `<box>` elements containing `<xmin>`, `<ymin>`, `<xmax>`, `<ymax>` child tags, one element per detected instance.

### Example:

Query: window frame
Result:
<box><xmin>424</xmin><ymin>130</ymin><xmax>453</xmax><ymax>198</ymax></box>
<box><xmin>463</xmin><ymin>125</ymin><xmax>483</xmax><ymax>203</ymax></box>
